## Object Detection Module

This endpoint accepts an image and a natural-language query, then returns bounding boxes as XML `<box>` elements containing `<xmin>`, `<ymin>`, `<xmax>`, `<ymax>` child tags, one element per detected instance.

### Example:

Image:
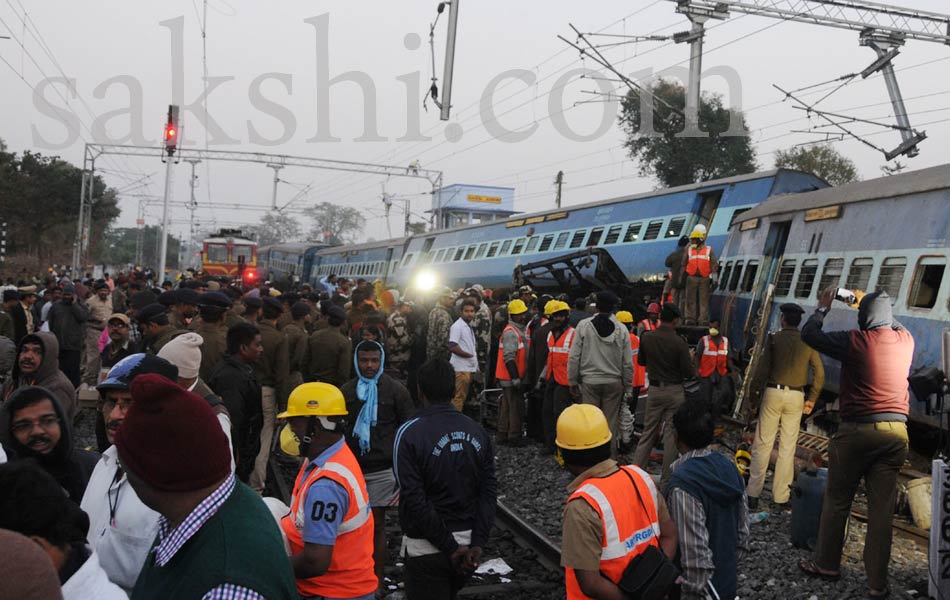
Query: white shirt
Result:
<box><xmin>448</xmin><ymin>318</ymin><xmax>478</xmax><ymax>373</ymax></box>
<box><xmin>62</xmin><ymin>548</ymin><xmax>128</xmax><ymax>600</ymax></box>
<box><xmin>79</xmin><ymin>446</ymin><xmax>161</xmax><ymax>592</ymax></box>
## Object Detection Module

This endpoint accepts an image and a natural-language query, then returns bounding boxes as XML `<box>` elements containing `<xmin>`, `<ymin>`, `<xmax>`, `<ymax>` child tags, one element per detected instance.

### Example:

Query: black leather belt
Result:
<box><xmin>768</xmin><ymin>384</ymin><xmax>803</xmax><ymax>392</ymax></box>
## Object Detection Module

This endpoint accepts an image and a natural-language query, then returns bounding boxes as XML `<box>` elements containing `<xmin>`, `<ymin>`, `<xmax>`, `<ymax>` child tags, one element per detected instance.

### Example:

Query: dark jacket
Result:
<box><xmin>394</xmin><ymin>403</ymin><xmax>496</xmax><ymax>555</ymax></box>
<box><xmin>207</xmin><ymin>355</ymin><xmax>262</xmax><ymax>482</ymax></box>
<box><xmin>666</xmin><ymin>246</ymin><xmax>688</xmax><ymax>289</ymax></box>
<box><xmin>0</xmin><ymin>386</ymin><xmax>99</xmax><ymax>503</ymax></box>
<box><xmin>802</xmin><ymin>292</ymin><xmax>914</xmax><ymax>421</ymax></box>
<box><xmin>667</xmin><ymin>452</ymin><xmax>745</xmax><ymax>600</ymax></box>
<box><xmin>2</xmin><ymin>332</ymin><xmax>78</xmax><ymax>422</ymax></box>
<box><xmin>526</xmin><ymin>320</ymin><xmax>554</xmax><ymax>384</ymax></box>
<box><xmin>308</xmin><ymin>327</ymin><xmax>352</xmax><ymax>387</ymax></box>
<box><xmin>47</xmin><ymin>300</ymin><xmax>89</xmax><ymax>352</ymax></box>
<box><xmin>10</xmin><ymin>302</ymin><xmax>30</xmax><ymax>344</ymax></box>
<box><xmin>342</xmin><ymin>373</ymin><xmax>415</xmax><ymax>474</ymax></box>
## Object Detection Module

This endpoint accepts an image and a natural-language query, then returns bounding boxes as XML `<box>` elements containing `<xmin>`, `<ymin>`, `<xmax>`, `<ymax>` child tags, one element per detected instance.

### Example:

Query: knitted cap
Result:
<box><xmin>115</xmin><ymin>374</ymin><xmax>230</xmax><ymax>492</ymax></box>
<box><xmin>157</xmin><ymin>332</ymin><xmax>203</xmax><ymax>379</ymax></box>
<box><xmin>0</xmin><ymin>529</ymin><xmax>63</xmax><ymax>600</ymax></box>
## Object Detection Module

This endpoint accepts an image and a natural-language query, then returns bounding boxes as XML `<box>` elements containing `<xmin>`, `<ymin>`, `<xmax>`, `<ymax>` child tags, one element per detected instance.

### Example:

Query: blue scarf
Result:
<box><xmin>353</xmin><ymin>340</ymin><xmax>385</xmax><ymax>455</ymax></box>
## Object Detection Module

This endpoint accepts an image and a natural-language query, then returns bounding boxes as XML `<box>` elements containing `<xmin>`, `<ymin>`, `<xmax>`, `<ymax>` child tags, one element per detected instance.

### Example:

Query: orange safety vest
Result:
<box><xmin>685</xmin><ymin>245</ymin><xmax>712</xmax><ymax>277</ymax></box>
<box><xmin>698</xmin><ymin>335</ymin><xmax>729</xmax><ymax>378</ymax></box>
<box><xmin>281</xmin><ymin>442</ymin><xmax>377</xmax><ymax>598</ymax></box>
<box><xmin>639</xmin><ymin>319</ymin><xmax>657</xmax><ymax>333</ymax></box>
<box><xmin>495</xmin><ymin>323</ymin><xmax>527</xmax><ymax>381</ymax></box>
<box><xmin>629</xmin><ymin>333</ymin><xmax>646</xmax><ymax>389</ymax></box>
<box><xmin>545</xmin><ymin>326</ymin><xmax>576</xmax><ymax>386</ymax></box>
<box><xmin>565</xmin><ymin>465</ymin><xmax>661</xmax><ymax>600</ymax></box>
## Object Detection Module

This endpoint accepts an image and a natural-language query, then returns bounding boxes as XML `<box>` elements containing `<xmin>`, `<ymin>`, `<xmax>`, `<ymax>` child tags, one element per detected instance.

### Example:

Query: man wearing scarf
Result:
<box><xmin>342</xmin><ymin>340</ymin><xmax>415</xmax><ymax>599</ymax></box>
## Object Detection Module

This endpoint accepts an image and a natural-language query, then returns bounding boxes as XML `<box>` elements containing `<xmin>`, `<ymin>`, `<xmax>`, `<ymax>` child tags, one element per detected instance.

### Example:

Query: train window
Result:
<box><xmin>233</xmin><ymin>245</ymin><xmax>253</xmax><ymax>263</ymax></box>
<box><xmin>569</xmin><ymin>230</ymin><xmax>587</xmax><ymax>249</ymax></box>
<box><xmin>453</xmin><ymin>248</ymin><xmax>465</xmax><ymax>261</ymax></box>
<box><xmin>421</xmin><ymin>251</ymin><xmax>434</xmax><ymax>265</ymax></box>
<box><xmin>774</xmin><ymin>260</ymin><xmax>796</xmax><ymax>297</ymax></box>
<box><xmin>623</xmin><ymin>223</ymin><xmax>642</xmax><ymax>243</ymax></box>
<box><xmin>402</xmin><ymin>253</ymin><xmax>415</xmax><ymax>267</ymax></box>
<box><xmin>587</xmin><ymin>227</ymin><xmax>605</xmax><ymax>247</ymax></box>
<box><xmin>718</xmin><ymin>262</ymin><xmax>733</xmax><ymax>291</ymax></box>
<box><xmin>526</xmin><ymin>236</ymin><xmax>541</xmax><ymax>252</ymax></box>
<box><xmin>795</xmin><ymin>259</ymin><xmax>818</xmax><ymax>298</ymax></box>
<box><xmin>665</xmin><ymin>217</ymin><xmax>686</xmax><ymax>238</ymax></box>
<box><xmin>422</xmin><ymin>238</ymin><xmax>435</xmax><ymax>253</ymax></box>
<box><xmin>464</xmin><ymin>245</ymin><xmax>476</xmax><ymax>260</ymax></box>
<box><xmin>434</xmin><ymin>249</ymin><xmax>446</xmax><ymax>263</ymax></box>
<box><xmin>817</xmin><ymin>258</ymin><xmax>844</xmax><ymax>297</ymax></box>
<box><xmin>644</xmin><ymin>220</ymin><xmax>663</xmax><ymax>241</ymax></box>
<box><xmin>876</xmin><ymin>257</ymin><xmax>906</xmax><ymax>298</ymax></box>
<box><xmin>539</xmin><ymin>234</ymin><xmax>555</xmax><ymax>252</ymax></box>
<box><xmin>728</xmin><ymin>260</ymin><xmax>744</xmax><ymax>292</ymax></box>
<box><xmin>475</xmin><ymin>243</ymin><xmax>488</xmax><ymax>259</ymax></box>
<box><xmin>553</xmin><ymin>232</ymin><xmax>570</xmax><ymax>250</ymax></box>
<box><xmin>908</xmin><ymin>256</ymin><xmax>946</xmax><ymax>309</ymax></box>
<box><xmin>511</xmin><ymin>238</ymin><xmax>526</xmax><ymax>255</ymax></box>
<box><xmin>500</xmin><ymin>240</ymin><xmax>513</xmax><ymax>255</ymax></box>
<box><xmin>207</xmin><ymin>244</ymin><xmax>228</xmax><ymax>263</ymax></box>
<box><xmin>604</xmin><ymin>225</ymin><xmax>622</xmax><ymax>245</ymax></box>
<box><xmin>487</xmin><ymin>242</ymin><xmax>500</xmax><ymax>258</ymax></box>
<box><xmin>845</xmin><ymin>258</ymin><xmax>873</xmax><ymax>292</ymax></box>
<box><xmin>742</xmin><ymin>260</ymin><xmax>759</xmax><ymax>293</ymax></box>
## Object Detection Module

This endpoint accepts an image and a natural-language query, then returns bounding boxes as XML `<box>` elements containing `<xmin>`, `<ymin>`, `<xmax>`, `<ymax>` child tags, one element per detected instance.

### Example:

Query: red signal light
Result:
<box><xmin>244</xmin><ymin>269</ymin><xmax>256</xmax><ymax>281</ymax></box>
<box><xmin>164</xmin><ymin>125</ymin><xmax>176</xmax><ymax>141</ymax></box>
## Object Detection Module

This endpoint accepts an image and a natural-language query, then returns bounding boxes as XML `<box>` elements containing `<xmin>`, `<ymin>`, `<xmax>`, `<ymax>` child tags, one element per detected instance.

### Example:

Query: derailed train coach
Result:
<box><xmin>712</xmin><ymin>163</ymin><xmax>950</xmax><ymax>427</ymax></box>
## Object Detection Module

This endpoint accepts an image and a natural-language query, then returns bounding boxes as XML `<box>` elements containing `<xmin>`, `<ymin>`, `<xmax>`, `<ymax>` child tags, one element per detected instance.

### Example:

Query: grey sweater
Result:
<box><xmin>567</xmin><ymin>313</ymin><xmax>633</xmax><ymax>392</ymax></box>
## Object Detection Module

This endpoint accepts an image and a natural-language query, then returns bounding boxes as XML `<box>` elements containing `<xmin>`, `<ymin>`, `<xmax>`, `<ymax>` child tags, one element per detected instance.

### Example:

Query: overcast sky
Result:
<box><xmin>1</xmin><ymin>0</ymin><xmax>948</xmax><ymax>245</ymax></box>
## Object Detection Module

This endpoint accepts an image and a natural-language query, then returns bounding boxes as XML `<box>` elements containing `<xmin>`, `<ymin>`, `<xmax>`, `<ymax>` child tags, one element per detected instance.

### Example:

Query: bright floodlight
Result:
<box><xmin>415</xmin><ymin>270</ymin><xmax>437</xmax><ymax>291</ymax></box>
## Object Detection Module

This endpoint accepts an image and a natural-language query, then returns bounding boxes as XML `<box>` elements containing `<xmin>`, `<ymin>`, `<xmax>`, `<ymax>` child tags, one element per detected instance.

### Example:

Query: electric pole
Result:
<box><xmin>267</xmin><ymin>164</ymin><xmax>284</xmax><ymax>210</ymax></box>
<box><xmin>184</xmin><ymin>158</ymin><xmax>201</xmax><ymax>269</ymax></box>
<box><xmin>555</xmin><ymin>170</ymin><xmax>564</xmax><ymax>209</ymax></box>
<box><xmin>440</xmin><ymin>0</ymin><xmax>461</xmax><ymax>121</ymax></box>
<box><xmin>158</xmin><ymin>105</ymin><xmax>180</xmax><ymax>284</ymax></box>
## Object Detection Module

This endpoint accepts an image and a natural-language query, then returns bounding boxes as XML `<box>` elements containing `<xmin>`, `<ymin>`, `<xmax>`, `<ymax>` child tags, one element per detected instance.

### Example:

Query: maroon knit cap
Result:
<box><xmin>115</xmin><ymin>373</ymin><xmax>230</xmax><ymax>492</ymax></box>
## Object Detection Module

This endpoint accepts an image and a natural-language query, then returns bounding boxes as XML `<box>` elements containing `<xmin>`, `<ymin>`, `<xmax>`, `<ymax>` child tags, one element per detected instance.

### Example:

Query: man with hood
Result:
<box><xmin>567</xmin><ymin>290</ymin><xmax>634</xmax><ymax>457</ymax></box>
<box><xmin>0</xmin><ymin>386</ymin><xmax>99</xmax><ymax>503</ymax></box>
<box><xmin>2</xmin><ymin>332</ymin><xmax>78</xmax><ymax>422</ymax></box>
<box><xmin>667</xmin><ymin>400</ymin><xmax>748</xmax><ymax>600</ymax></box>
<box><xmin>798</xmin><ymin>288</ymin><xmax>913</xmax><ymax>599</ymax></box>
<box><xmin>342</xmin><ymin>340</ymin><xmax>414</xmax><ymax>598</ymax></box>
<box><xmin>47</xmin><ymin>284</ymin><xmax>89</xmax><ymax>387</ymax></box>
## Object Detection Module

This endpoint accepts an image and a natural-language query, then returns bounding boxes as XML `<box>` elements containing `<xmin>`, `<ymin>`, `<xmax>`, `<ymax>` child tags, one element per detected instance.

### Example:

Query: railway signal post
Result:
<box><xmin>158</xmin><ymin>105</ymin><xmax>180</xmax><ymax>284</ymax></box>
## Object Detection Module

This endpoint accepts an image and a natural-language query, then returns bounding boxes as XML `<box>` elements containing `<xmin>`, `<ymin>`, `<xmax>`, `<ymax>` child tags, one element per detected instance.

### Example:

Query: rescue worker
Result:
<box><xmin>393</xmin><ymin>359</ymin><xmax>496</xmax><ymax>599</ymax></box>
<box><xmin>496</xmin><ymin>299</ymin><xmax>529</xmax><ymax>446</ymax></box>
<box><xmin>385</xmin><ymin>300</ymin><xmax>413</xmax><ymax>383</ymax></box>
<box><xmin>250</xmin><ymin>297</ymin><xmax>290</xmax><ymax>493</ymax></box>
<box><xmin>284</xmin><ymin>301</ymin><xmax>311</xmax><ymax>393</ymax></box>
<box><xmin>694</xmin><ymin>319</ymin><xmax>737</xmax><ymax>415</ymax></box>
<box><xmin>558</xmin><ymin>404</ymin><xmax>677</xmax><ymax>599</ymax></box>
<box><xmin>308</xmin><ymin>305</ymin><xmax>352</xmax><ymax>387</ymax></box>
<box><xmin>637</xmin><ymin>302</ymin><xmax>661</xmax><ymax>338</ymax></box>
<box><xmin>194</xmin><ymin>291</ymin><xmax>232</xmax><ymax>382</ymax></box>
<box><xmin>682</xmin><ymin>225</ymin><xmax>718</xmax><ymax>325</ymax></box>
<box><xmin>426</xmin><ymin>287</ymin><xmax>455</xmax><ymax>363</ymax></box>
<box><xmin>617</xmin><ymin>310</ymin><xmax>648</xmax><ymax>409</ymax></box>
<box><xmin>665</xmin><ymin>236</ymin><xmax>690</xmax><ymax>308</ymax></box>
<box><xmin>541</xmin><ymin>301</ymin><xmax>574</xmax><ymax>455</ymax></box>
<box><xmin>279</xmin><ymin>382</ymin><xmax>378</xmax><ymax>600</ymax></box>
<box><xmin>83</xmin><ymin>280</ymin><xmax>113</xmax><ymax>385</ymax></box>
<box><xmin>746</xmin><ymin>303</ymin><xmax>824</xmax><ymax>510</ymax></box>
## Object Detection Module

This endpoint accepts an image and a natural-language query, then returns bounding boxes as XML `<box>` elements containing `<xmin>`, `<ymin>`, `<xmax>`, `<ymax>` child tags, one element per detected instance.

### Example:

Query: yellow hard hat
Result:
<box><xmin>552</xmin><ymin>301</ymin><xmax>571</xmax><ymax>314</ymax></box>
<box><xmin>543</xmin><ymin>300</ymin><xmax>559</xmax><ymax>316</ymax></box>
<box><xmin>277</xmin><ymin>382</ymin><xmax>348</xmax><ymax>419</ymax></box>
<box><xmin>279</xmin><ymin>424</ymin><xmax>300</xmax><ymax>456</ymax></box>
<box><xmin>508</xmin><ymin>299</ymin><xmax>528</xmax><ymax>315</ymax></box>
<box><xmin>269</xmin><ymin>288</ymin><xmax>282</xmax><ymax>297</ymax></box>
<box><xmin>689</xmin><ymin>226</ymin><xmax>706</xmax><ymax>240</ymax></box>
<box><xmin>556</xmin><ymin>404</ymin><xmax>612</xmax><ymax>450</ymax></box>
<box><xmin>616</xmin><ymin>310</ymin><xmax>634</xmax><ymax>324</ymax></box>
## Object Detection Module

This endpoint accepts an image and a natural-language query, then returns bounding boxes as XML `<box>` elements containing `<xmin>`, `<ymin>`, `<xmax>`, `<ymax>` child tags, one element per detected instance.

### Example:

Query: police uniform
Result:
<box><xmin>194</xmin><ymin>292</ymin><xmax>232</xmax><ymax>382</ymax></box>
<box><xmin>250</xmin><ymin>298</ymin><xmax>290</xmax><ymax>492</ymax></box>
<box><xmin>426</xmin><ymin>298</ymin><xmax>454</xmax><ymax>364</ymax></box>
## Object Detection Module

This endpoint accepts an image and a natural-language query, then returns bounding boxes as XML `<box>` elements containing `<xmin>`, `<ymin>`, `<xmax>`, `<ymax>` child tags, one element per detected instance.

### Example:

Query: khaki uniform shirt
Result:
<box><xmin>752</xmin><ymin>326</ymin><xmax>825</xmax><ymax>403</ymax></box>
<box><xmin>255</xmin><ymin>320</ymin><xmax>290</xmax><ymax>392</ymax></box>
<box><xmin>196</xmin><ymin>321</ymin><xmax>228</xmax><ymax>382</ymax></box>
<box><xmin>86</xmin><ymin>296</ymin><xmax>113</xmax><ymax>329</ymax></box>
<box><xmin>148</xmin><ymin>325</ymin><xmax>182</xmax><ymax>354</ymax></box>
<box><xmin>282</xmin><ymin>322</ymin><xmax>309</xmax><ymax>375</ymax></box>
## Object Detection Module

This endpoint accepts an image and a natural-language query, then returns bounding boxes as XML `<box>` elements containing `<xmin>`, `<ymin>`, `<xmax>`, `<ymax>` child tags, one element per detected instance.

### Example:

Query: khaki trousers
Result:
<box><xmin>814</xmin><ymin>421</ymin><xmax>908</xmax><ymax>591</ymax></box>
<box><xmin>498</xmin><ymin>386</ymin><xmax>524</xmax><ymax>443</ymax></box>
<box><xmin>631</xmin><ymin>384</ymin><xmax>685</xmax><ymax>489</ymax></box>
<box><xmin>249</xmin><ymin>385</ymin><xmax>277</xmax><ymax>492</ymax></box>
<box><xmin>82</xmin><ymin>327</ymin><xmax>104</xmax><ymax>385</ymax></box>
<box><xmin>580</xmin><ymin>381</ymin><xmax>625</xmax><ymax>456</ymax></box>
<box><xmin>746</xmin><ymin>387</ymin><xmax>804</xmax><ymax>503</ymax></box>
<box><xmin>452</xmin><ymin>371</ymin><xmax>473</xmax><ymax>412</ymax></box>
<box><xmin>684</xmin><ymin>275</ymin><xmax>711</xmax><ymax>324</ymax></box>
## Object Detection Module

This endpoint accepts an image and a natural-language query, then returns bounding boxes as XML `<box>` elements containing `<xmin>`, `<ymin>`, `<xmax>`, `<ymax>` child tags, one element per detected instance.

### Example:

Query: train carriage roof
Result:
<box><xmin>735</xmin><ymin>163</ymin><xmax>950</xmax><ymax>223</ymax></box>
<box><xmin>316</xmin><ymin>238</ymin><xmax>407</xmax><ymax>255</ymax></box>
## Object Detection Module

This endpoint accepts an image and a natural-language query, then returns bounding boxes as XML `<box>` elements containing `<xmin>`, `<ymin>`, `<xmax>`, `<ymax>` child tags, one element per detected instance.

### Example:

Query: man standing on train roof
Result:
<box><xmin>693</xmin><ymin>319</ymin><xmax>738</xmax><ymax>416</ymax></box>
<box><xmin>426</xmin><ymin>287</ymin><xmax>456</xmax><ymax>364</ymax></box>
<box><xmin>681</xmin><ymin>225</ymin><xmax>718</xmax><ymax>326</ymax></box>
<box><xmin>798</xmin><ymin>289</ymin><xmax>913</xmax><ymax>599</ymax></box>
<box><xmin>496</xmin><ymin>299</ymin><xmax>530</xmax><ymax>446</ymax></box>
<box><xmin>393</xmin><ymin>358</ymin><xmax>496</xmax><ymax>600</ymax></box>
<box><xmin>341</xmin><ymin>340</ymin><xmax>415</xmax><ymax>598</ymax></box>
<box><xmin>637</xmin><ymin>302</ymin><xmax>662</xmax><ymax>338</ymax></box>
<box><xmin>249</xmin><ymin>296</ymin><xmax>290</xmax><ymax>493</ymax></box>
<box><xmin>558</xmin><ymin>404</ymin><xmax>677</xmax><ymax>600</ymax></box>
<box><xmin>746</xmin><ymin>303</ymin><xmax>824</xmax><ymax>511</ymax></box>
<box><xmin>541</xmin><ymin>300</ymin><xmax>574</xmax><ymax>455</ymax></box>
<box><xmin>279</xmin><ymin>382</ymin><xmax>378</xmax><ymax>600</ymax></box>
<box><xmin>567</xmin><ymin>290</ymin><xmax>634</xmax><ymax>458</ymax></box>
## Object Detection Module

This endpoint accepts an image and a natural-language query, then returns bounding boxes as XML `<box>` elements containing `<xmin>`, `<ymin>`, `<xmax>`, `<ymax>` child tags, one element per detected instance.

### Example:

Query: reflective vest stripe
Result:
<box><xmin>685</xmin><ymin>246</ymin><xmax>712</xmax><ymax>277</ymax></box>
<box><xmin>639</xmin><ymin>319</ymin><xmax>656</xmax><ymax>333</ymax></box>
<box><xmin>320</xmin><ymin>463</ymin><xmax>371</xmax><ymax>534</ymax></box>
<box><xmin>495</xmin><ymin>324</ymin><xmax>527</xmax><ymax>380</ymax></box>
<box><xmin>698</xmin><ymin>335</ymin><xmax>729</xmax><ymax>377</ymax></box>
<box><xmin>629</xmin><ymin>334</ymin><xmax>646</xmax><ymax>389</ymax></box>
<box><xmin>546</xmin><ymin>327</ymin><xmax>575</xmax><ymax>386</ymax></box>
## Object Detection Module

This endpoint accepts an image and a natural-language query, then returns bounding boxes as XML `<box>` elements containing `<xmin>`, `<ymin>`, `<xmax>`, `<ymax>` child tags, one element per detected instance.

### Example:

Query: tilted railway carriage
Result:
<box><xmin>712</xmin><ymin>163</ymin><xmax>950</xmax><ymax>426</ymax></box>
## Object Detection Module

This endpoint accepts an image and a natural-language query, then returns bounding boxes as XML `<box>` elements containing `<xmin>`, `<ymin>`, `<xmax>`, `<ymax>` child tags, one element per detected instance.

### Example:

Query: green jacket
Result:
<box><xmin>196</xmin><ymin>321</ymin><xmax>228</xmax><ymax>382</ymax></box>
<box><xmin>255</xmin><ymin>320</ymin><xmax>289</xmax><ymax>393</ymax></box>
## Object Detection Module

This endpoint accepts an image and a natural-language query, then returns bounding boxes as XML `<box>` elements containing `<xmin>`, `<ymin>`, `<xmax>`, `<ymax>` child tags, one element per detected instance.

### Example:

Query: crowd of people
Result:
<box><xmin>0</xmin><ymin>228</ymin><xmax>916</xmax><ymax>600</ymax></box>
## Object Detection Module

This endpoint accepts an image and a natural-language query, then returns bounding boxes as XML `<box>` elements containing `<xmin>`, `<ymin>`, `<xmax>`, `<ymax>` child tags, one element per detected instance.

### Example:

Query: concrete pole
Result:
<box><xmin>157</xmin><ymin>156</ymin><xmax>175</xmax><ymax>283</ymax></box>
<box><xmin>268</xmin><ymin>164</ymin><xmax>283</xmax><ymax>210</ymax></box>
<box><xmin>681</xmin><ymin>17</ymin><xmax>707</xmax><ymax>138</ymax></box>
<box><xmin>440</xmin><ymin>0</ymin><xmax>460</xmax><ymax>121</ymax></box>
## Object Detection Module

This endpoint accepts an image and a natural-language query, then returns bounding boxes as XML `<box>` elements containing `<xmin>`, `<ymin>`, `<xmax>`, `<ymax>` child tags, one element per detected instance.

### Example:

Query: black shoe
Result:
<box><xmin>747</xmin><ymin>496</ymin><xmax>759</xmax><ymax>510</ymax></box>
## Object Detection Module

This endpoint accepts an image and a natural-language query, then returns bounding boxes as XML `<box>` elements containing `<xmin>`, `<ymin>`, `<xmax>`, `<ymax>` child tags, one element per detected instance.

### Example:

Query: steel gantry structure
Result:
<box><xmin>668</xmin><ymin>0</ymin><xmax>950</xmax><ymax>159</ymax></box>
<box><xmin>71</xmin><ymin>143</ymin><xmax>444</xmax><ymax>275</ymax></box>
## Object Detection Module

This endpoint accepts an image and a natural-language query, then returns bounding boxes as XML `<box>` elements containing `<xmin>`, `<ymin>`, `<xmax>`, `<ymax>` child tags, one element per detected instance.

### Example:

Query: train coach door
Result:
<box><xmin>749</xmin><ymin>221</ymin><xmax>792</xmax><ymax>332</ymax></box>
<box><xmin>694</xmin><ymin>190</ymin><xmax>722</xmax><ymax>232</ymax></box>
